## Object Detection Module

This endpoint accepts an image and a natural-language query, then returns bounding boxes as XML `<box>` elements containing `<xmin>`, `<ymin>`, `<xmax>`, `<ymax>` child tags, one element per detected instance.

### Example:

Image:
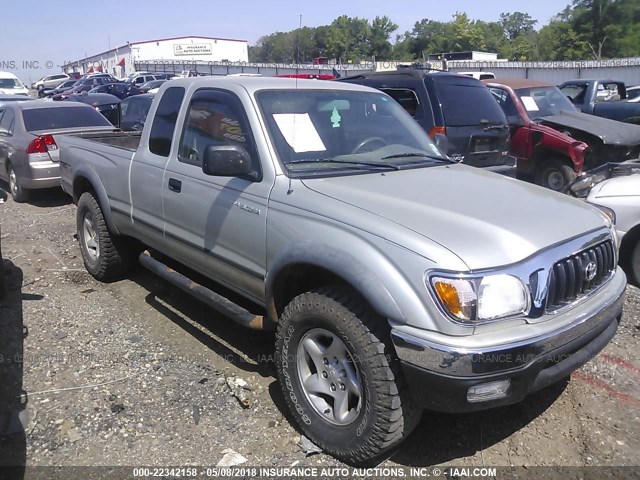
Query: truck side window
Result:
<box><xmin>148</xmin><ymin>87</ymin><xmax>185</xmax><ymax>157</ymax></box>
<box><xmin>178</xmin><ymin>90</ymin><xmax>252</xmax><ymax>167</ymax></box>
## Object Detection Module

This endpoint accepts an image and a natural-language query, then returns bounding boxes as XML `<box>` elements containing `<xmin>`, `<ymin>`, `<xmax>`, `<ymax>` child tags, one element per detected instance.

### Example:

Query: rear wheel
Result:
<box><xmin>8</xmin><ymin>165</ymin><xmax>28</xmax><ymax>203</ymax></box>
<box><xmin>535</xmin><ymin>158</ymin><xmax>577</xmax><ymax>192</ymax></box>
<box><xmin>275</xmin><ymin>286</ymin><xmax>420</xmax><ymax>465</ymax></box>
<box><xmin>77</xmin><ymin>192</ymin><xmax>136</xmax><ymax>281</ymax></box>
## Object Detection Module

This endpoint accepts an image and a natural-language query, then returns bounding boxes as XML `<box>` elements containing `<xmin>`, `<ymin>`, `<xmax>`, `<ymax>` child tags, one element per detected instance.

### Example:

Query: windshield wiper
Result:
<box><xmin>287</xmin><ymin>158</ymin><xmax>401</xmax><ymax>170</ymax></box>
<box><xmin>380</xmin><ymin>152</ymin><xmax>454</xmax><ymax>163</ymax></box>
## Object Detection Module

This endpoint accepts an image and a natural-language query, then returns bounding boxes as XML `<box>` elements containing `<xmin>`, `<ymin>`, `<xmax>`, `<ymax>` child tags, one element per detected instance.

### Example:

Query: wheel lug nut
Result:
<box><xmin>322</xmin><ymin>371</ymin><xmax>328</xmax><ymax>378</ymax></box>
<box><xmin>323</xmin><ymin>408</ymin><xmax>330</xmax><ymax>414</ymax></box>
<box><xmin>323</xmin><ymin>358</ymin><xmax>329</xmax><ymax>365</ymax></box>
<box><xmin>340</xmin><ymin>384</ymin><xmax>345</xmax><ymax>390</ymax></box>
<box><xmin>330</xmin><ymin>384</ymin><xmax>336</xmax><ymax>391</ymax></box>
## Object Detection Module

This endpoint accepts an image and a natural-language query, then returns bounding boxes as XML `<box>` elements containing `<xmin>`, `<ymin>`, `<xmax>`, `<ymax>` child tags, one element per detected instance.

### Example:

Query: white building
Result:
<box><xmin>62</xmin><ymin>35</ymin><xmax>248</xmax><ymax>77</ymax></box>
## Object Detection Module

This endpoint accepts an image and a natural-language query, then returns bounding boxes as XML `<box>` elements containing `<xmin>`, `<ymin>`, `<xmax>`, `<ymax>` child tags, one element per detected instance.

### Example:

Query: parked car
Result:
<box><xmin>32</xmin><ymin>73</ymin><xmax>70</xmax><ymax>91</ymax></box>
<box><xmin>83</xmin><ymin>73</ymin><xmax>118</xmax><ymax>82</ymax></box>
<box><xmin>580</xmin><ymin>166</ymin><xmax>640</xmax><ymax>286</ymax></box>
<box><xmin>88</xmin><ymin>83</ymin><xmax>143</xmax><ymax>100</ymax></box>
<box><xmin>338</xmin><ymin>70</ymin><xmax>512</xmax><ymax>170</ymax></box>
<box><xmin>139</xmin><ymin>79</ymin><xmax>166</xmax><ymax>93</ymax></box>
<box><xmin>0</xmin><ymin>72</ymin><xmax>29</xmax><ymax>96</ymax></box>
<box><xmin>484</xmin><ymin>78</ymin><xmax>640</xmax><ymax>191</ymax></box>
<box><xmin>52</xmin><ymin>77</ymin><xmax>113</xmax><ymax>100</ymax></box>
<box><xmin>458</xmin><ymin>71</ymin><xmax>496</xmax><ymax>80</ymax></box>
<box><xmin>57</xmin><ymin>77</ymin><xmax>625</xmax><ymax>464</ymax></box>
<box><xmin>559</xmin><ymin>79</ymin><xmax>640</xmax><ymax>124</ymax></box>
<box><xmin>0</xmin><ymin>186</ymin><xmax>6</xmax><ymax>298</ymax></box>
<box><xmin>62</xmin><ymin>93</ymin><xmax>121</xmax><ymax>126</ymax></box>
<box><xmin>127</xmin><ymin>74</ymin><xmax>165</xmax><ymax>87</ymax></box>
<box><xmin>119</xmin><ymin>93</ymin><xmax>154</xmax><ymax>131</ymax></box>
<box><xmin>0</xmin><ymin>101</ymin><xmax>115</xmax><ymax>202</ymax></box>
<box><xmin>44</xmin><ymin>79</ymin><xmax>79</xmax><ymax>98</ymax></box>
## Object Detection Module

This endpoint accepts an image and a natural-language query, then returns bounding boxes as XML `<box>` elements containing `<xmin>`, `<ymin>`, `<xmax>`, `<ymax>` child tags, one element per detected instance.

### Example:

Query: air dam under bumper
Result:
<box><xmin>391</xmin><ymin>272</ymin><xmax>626</xmax><ymax>413</ymax></box>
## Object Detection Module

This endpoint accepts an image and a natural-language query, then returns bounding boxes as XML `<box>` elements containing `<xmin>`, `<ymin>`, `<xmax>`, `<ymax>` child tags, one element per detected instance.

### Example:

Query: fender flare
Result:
<box><xmin>265</xmin><ymin>241</ymin><xmax>405</xmax><ymax>323</ymax></box>
<box><xmin>72</xmin><ymin>167</ymin><xmax>120</xmax><ymax>235</ymax></box>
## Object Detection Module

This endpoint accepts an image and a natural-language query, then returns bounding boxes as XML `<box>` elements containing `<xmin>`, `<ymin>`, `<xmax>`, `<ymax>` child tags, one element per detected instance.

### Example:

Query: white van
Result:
<box><xmin>0</xmin><ymin>72</ymin><xmax>29</xmax><ymax>96</ymax></box>
<box><xmin>457</xmin><ymin>71</ymin><xmax>496</xmax><ymax>80</ymax></box>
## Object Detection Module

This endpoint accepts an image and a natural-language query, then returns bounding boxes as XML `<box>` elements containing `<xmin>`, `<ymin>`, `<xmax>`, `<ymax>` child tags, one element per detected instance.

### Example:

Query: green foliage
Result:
<box><xmin>249</xmin><ymin>3</ymin><xmax>640</xmax><ymax>63</ymax></box>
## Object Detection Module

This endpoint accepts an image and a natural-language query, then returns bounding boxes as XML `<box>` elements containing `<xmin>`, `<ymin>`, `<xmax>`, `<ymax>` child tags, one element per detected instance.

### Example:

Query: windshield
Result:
<box><xmin>0</xmin><ymin>78</ymin><xmax>25</xmax><ymax>89</ymax></box>
<box><xmin>515</xmin><ymin>86</ymin><xmax>576</xmax><ymax>119</ymax></box>
<box><xmin>256</xmin><ymin>89</ymin><xmax>449</xmax><ymax>177</ymax></box>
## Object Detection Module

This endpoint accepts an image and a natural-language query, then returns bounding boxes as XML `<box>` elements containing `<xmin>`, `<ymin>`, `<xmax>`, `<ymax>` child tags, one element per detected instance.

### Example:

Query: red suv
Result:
<box><xmin>484</xmin><ymin>78</ymin><xmax>640</xmax><ymax>192</ymax></box>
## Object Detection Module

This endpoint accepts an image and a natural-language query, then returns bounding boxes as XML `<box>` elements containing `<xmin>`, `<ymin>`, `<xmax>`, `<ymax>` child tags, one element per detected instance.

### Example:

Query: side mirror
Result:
<box><xmin>0</xmin><ymin>188</ymin><xmax>8</xmax><ymax>204</ymax></box>
<box><xmin>202</xmin><ymin>144</ymin><xmax>258</xmax><ymax>180</ymax></box>
<box><xmin>432</xmin><ymin>133</ymin><xmax>449</xmax><ymax>155</ymax></box>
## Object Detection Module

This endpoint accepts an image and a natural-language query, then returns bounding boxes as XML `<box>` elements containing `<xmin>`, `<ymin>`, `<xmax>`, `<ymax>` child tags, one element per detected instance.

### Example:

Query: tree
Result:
<box><xmin>367</xmin><ymin>16</ymin><xmax>398</xmax><ymax>59</ymax></box>
<box><xmin>499</xmin><ymin>12</ymin><xmax>537</xmax><ymax>41</ymax></box>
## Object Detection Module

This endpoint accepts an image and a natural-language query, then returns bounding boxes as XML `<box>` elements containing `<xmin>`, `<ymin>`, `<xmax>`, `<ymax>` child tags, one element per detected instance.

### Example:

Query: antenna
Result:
<box><xmin>288</xmin><ymin>13</ymin><xmax>303</xmax><ymax>196</ymax></box>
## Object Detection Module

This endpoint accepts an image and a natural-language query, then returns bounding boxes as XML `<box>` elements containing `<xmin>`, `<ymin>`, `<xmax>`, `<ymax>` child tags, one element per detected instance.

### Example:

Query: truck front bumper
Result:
<box><xmin>391</xmin><ymin>272</ymin><xmax>626</xmax><ymax>413</ymax></box>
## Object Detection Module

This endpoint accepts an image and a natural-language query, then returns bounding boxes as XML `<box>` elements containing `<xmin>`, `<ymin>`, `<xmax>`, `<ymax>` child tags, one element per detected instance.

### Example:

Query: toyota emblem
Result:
<box><xmin>584</xmin><ymin>261</ymin><xmax>597</xmax><ymax>281</ymax></box>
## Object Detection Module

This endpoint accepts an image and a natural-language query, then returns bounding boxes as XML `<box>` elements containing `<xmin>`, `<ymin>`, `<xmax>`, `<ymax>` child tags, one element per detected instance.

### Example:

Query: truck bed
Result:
<box><xmin>65</xmin><ymin>131</ymin><xmax>142</xmax><ymax>151</ymax></box>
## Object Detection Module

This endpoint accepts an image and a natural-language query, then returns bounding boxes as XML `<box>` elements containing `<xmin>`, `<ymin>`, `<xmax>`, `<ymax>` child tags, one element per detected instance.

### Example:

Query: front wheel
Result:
<box><xmin>535</xmin><ymin>158</ymin><xmax>577</xmax><ymax>192</ymax></box>
<box><xmin>77</xmin><ymin>192</ymin><xmax>135</xmax><ymax>281</ymax></box>
<box><xmin>629</xmin><ymin>241</ymin><xmax>640</xmax><ymax>288</ymax></box>
<box><xmin>275</xmin><ymin>286</ymin><xmax>420</xmax><ymax>465</ymax></box>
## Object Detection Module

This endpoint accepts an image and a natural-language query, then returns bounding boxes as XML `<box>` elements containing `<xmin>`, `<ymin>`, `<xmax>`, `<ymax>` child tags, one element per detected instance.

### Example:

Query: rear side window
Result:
<box><xmin>149</xmin><ymin>87</ymin><xmax>185</xmax><ymax>156</ymax></box>
<box><xmin>430</xmin><ymin>78</ymin><xmax>506</xmax><ymax>126</ymax></box>
<box><xmin>380</xmin><ymin>88</ymin><xmax>421</xmax><ymax>117</ymax></box>
<box><xmin>22</xmin><ymin>106</ymin><xmax>112</xmax><ymax>131</ymax></box>
<box><xmin>0</xmin><ymin>109</ymin><xmax>15</xmax><ymax>135</ymax></box>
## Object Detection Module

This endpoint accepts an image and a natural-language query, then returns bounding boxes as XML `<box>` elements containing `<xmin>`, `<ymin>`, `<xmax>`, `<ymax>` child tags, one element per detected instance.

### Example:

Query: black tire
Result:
<box><xmin>535</xmin><ymin>158</ymin><xmax>577</xmax><ymax>192</ymax></box>
<box><xmin>76</xmin><ymin>192</ymin><xmax>135</xmax><ymax>281</ymax></box>
<box><xmin>629</xmin><ymin>241</ymin><xmax>640</xmax><ymax>288</ymax></box>
<box><xmin>8</xmin><ymin>165</ymin><xmax>28</xmax><ymax>203</ymax></box>
<box><xmin>275</xmin><ymin>286</ymin><xmax>420</xmax><ymax>465</ymax></box>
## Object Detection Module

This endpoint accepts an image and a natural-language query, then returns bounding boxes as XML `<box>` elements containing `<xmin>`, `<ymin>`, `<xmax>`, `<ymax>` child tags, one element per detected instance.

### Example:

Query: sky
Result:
<box><xmin>1</xmin><ymin>0</ymin><xmax>569</xmax><ymax>84</ymax></box>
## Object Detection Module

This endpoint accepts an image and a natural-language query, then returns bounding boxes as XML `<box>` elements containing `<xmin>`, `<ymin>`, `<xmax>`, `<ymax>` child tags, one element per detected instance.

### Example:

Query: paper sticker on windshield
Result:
<box><xmin>273</xmin><ymin>113</ymin><xmax>327</xmax><ymax>153</ymax></box>
<box><xmin>521</xmin><ymin>96</ymin><xmax>539</xmax><ymax>111</ymax></box>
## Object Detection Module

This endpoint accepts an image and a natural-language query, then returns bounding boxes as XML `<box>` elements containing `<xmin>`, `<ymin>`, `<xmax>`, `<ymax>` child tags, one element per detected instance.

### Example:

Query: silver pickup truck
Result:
<box><xmin>57</xmin><ymin>77</ymin><xmax>626</xmax><ymax>465</ymax></box>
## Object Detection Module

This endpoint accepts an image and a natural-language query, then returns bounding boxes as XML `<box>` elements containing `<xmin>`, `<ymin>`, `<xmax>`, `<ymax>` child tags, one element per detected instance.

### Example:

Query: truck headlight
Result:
<box><xmin>430</xmin><ymin>274</ymin><xmax>530</xmax><ymax>323</ymax></box>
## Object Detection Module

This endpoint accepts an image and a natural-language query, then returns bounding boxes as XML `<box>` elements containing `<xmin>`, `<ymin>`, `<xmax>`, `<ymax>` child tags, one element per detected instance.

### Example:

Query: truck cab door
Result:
<box><xmin>128</xmin><ymin>87</ymin><xmax>186</xmax><ymax>247</ymax></box>
<box><xmin>162</xmin><ymin>88</ymin><xmax>271</xmax><ymax>303</ymax></box>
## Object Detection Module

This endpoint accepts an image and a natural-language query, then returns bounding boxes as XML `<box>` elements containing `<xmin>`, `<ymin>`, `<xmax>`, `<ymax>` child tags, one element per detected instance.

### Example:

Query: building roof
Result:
<box><xmin>483</xmin><ymin>78</ymin><xmax>552</xmax><ymax>89</ymax></box>
<box><xmin>62</xmin><ymin>35</ymin><xmax>247</xmax><ymax>68</ymax></box>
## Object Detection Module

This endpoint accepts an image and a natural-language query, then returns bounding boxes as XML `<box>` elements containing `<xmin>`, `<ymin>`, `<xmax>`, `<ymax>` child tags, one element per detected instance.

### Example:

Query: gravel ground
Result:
<box><xmin>0</xmin><ymin>189</ymin><xmax>639</xmax><ymax>471</ymax></box>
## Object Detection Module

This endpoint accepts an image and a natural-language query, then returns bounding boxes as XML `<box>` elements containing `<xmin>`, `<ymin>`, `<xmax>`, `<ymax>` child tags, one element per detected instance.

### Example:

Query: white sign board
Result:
<box><xmin>173</xmin><ymin>44</ymin><xmax>212</xmax><ymax>56</ymax></box>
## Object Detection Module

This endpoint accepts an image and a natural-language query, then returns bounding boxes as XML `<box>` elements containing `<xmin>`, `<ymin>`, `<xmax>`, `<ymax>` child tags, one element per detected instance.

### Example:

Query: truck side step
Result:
<box><xmin>139</xmin><ymin>251</ymin><xmax>271</xmax><ymax>330</ymax></box>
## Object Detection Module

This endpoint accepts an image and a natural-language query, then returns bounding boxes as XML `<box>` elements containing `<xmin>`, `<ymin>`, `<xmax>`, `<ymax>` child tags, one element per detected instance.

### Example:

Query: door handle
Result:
<box><xmin>168</xmin><ymin>178</ymin><xmax>182</xmax><ymax>193</ymax></box>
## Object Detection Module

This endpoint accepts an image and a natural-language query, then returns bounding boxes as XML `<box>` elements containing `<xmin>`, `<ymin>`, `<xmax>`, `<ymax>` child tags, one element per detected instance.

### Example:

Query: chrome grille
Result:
<box><xmin>546</xmin><ymin>240</ymin><xmax>616</xmax><ymax>311</ymax></box>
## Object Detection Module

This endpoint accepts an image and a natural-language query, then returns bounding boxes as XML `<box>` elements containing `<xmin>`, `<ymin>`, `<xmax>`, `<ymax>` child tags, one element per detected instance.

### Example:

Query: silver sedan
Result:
<box><xmin>0</xmin><ymin>101</ymin><xmax>115</xmax><ymax>202</ymax></box>
<box><xmin>587</xmin><ymin>173</ymin><xmax>640</xmax><ymax>286</ymax></box>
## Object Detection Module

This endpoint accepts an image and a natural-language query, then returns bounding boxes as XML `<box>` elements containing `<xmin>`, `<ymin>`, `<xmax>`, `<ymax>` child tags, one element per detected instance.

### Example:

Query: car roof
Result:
<box><xmin>123</xmin><ymin>93</ymin><xmax>155</xmax><ymax>101</ymax></box>
<box><xmin>162</xmin><ymin>76</ymin><xmax>383</xmax><ymax>94</ymax></box>
<box><xmin>0</xmin><ymin>71</ymin><xmax>20</xmax><ymax>79</ymax></box>
<box><xmin>10</xmin><ymin>100</ymin><xmax>97</xmax><ymax>111</ymax></box>
<box><xmin>65</xmin><ymin>93</ymin><xmax>121</xmax><ymax>104</ymax></box>
<box><xmin>338</xmin><ymin>70</ymin><xmax>468</xmax><ymax>82</ymax></box>
<box><xmin>483</xmin><ymin>78</ymin><xmax>552</xmax><ymax>89</ymax></box>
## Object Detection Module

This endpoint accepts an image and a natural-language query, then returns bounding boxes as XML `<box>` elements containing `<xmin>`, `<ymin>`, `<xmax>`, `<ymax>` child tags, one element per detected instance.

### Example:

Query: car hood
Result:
<box><xmin>301</xmin><ymin>165</ymin><xmax>607</xmax><ymax>270</ymax></box>
<box><xmin>590</xmin><ymin>173</ymin><xmax>640</xmax><ymax>198</ymax></box>
<box><xmin>539</xmin><ymin>111</ymin><xmax>640</xmax><ymax>145</ymax></box>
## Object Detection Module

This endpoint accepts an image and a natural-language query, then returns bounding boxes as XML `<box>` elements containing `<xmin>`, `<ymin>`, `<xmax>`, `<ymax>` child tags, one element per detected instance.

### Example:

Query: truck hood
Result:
<box><xmin>539</xmin><ymin>111</ymin><xmax>640</xmax><ymax>145</ymax></box>
<box><xmin>301</xmin><ymin>165</ymin><xmax>607</xmax><ymax>270</ymax></box>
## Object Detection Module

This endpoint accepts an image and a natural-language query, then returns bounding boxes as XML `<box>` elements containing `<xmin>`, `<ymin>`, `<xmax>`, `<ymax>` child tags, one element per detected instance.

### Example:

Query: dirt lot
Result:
<box><xmin>0</xmin><ymin>189</ymin><xmax>639</xmax><ymax>472</ymax></box>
